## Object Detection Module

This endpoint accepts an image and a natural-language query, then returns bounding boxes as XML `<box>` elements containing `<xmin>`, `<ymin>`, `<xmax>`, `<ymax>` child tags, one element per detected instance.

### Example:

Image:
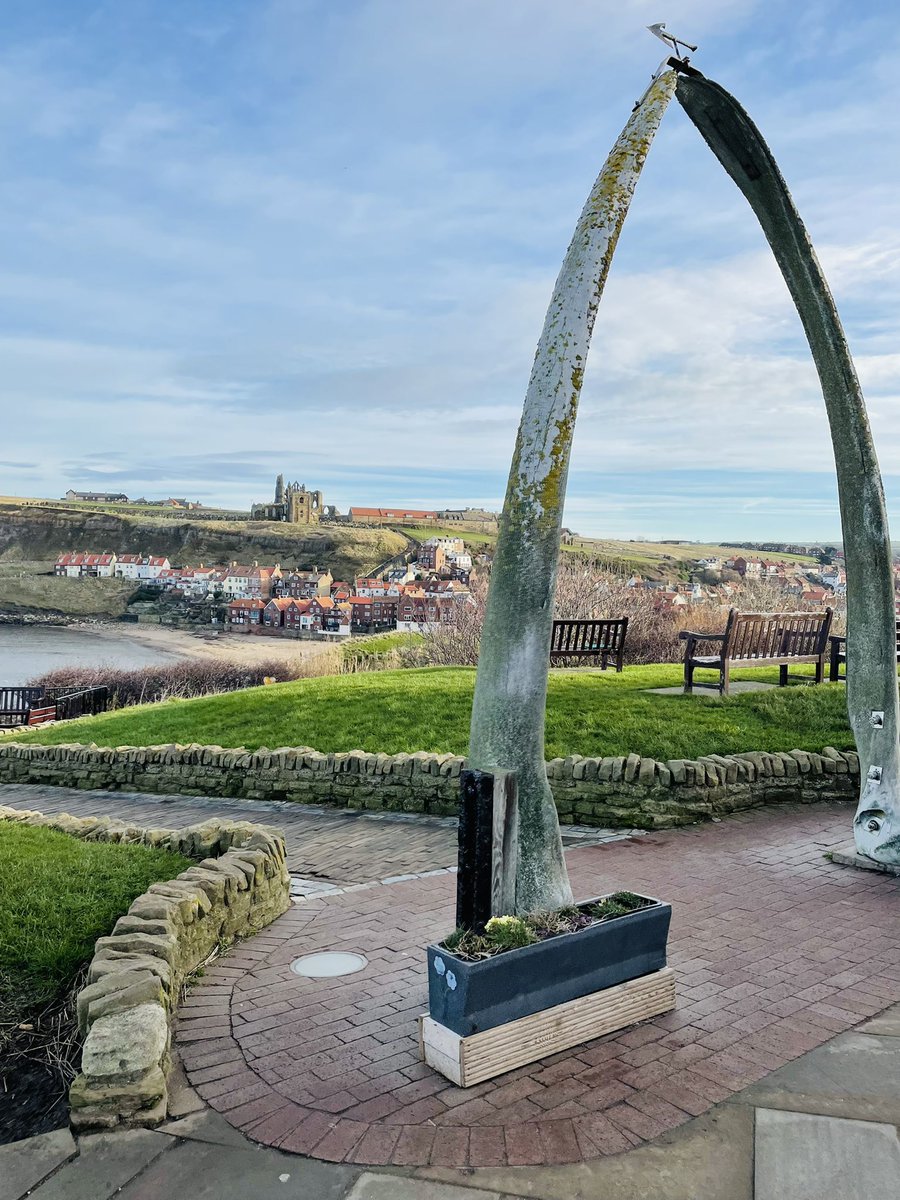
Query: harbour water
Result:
<box><xmin>0</xmin><ymin>624</ymin><xmax>181</xmax><ymax>686</ymax></box>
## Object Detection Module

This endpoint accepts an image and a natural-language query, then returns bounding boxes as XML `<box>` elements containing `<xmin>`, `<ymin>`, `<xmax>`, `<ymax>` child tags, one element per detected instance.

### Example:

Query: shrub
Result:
<box><xmin>415</xmin><ymin>560</ymin><xmax>845</xmax><ymax>668</ymax></box>
<box><xmin>26</xmin><ymin>658</ymin><xmax>304</xmax><ymax>710</ymax></box>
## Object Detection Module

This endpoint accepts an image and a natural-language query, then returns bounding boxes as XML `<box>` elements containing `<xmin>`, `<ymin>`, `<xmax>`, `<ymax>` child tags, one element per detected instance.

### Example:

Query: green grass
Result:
<box><xmin>15</xmin><ymin>665</ymin><xmax>853</xmax><ymax>762</ymax></box>
<box><xmin>396</xmin><ymin>524</ymin><xmax>496</xmax><ymax>546</ymax></box>
<box><xmin>0</xmin><ymin>824</ymin><xmax>191</xmax><ymax>1006</ymax></box>
<box><xmin>341</xmin><ymin>631</ymin><xmax>423</xmax><ymax>666</ymax></box>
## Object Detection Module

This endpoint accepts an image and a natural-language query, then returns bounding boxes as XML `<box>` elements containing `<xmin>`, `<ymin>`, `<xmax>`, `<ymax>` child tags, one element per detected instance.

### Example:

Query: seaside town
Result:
<box><xmin>52</xmin><ymin>533</ymin><xmax>477</xmax><ymax>637</ymax></box>
<box><xmin>50</xmin><ymin>541</ymin><xmax>867</xmax><ymax>637</ymax></box>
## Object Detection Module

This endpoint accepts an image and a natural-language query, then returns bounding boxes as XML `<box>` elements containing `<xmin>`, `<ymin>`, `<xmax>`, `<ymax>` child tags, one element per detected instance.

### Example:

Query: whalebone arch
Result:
<box><xmin>469</xmin><ymin>60</ymin><xmax>899</xmax><ymax>911</ymax></box>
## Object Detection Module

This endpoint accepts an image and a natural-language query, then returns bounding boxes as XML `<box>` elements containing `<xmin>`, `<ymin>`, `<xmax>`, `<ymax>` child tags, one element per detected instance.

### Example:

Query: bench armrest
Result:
<box><xmin>829</xmin><ymin>634</ymin><xmax>846</xmax><ymax>646</ymax></box>
<box><xmin>678</xmin><ymin>630</ymin><xmax>726</xmax><ymax>642</ymax></box>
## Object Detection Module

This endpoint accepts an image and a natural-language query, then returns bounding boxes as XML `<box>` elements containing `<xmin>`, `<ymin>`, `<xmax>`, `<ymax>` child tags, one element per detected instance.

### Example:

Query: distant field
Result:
<box><xmin>565</xmin><ymin>539</ymin><xmax>817</xmax><ymax>576</ymax></box>
<box><xmin>396</xmin><ymin>525</ymin><xmax>496</xmax><ymax>546</ymax></box>
<box><xmin>0</xmin><ymin>496</ymin><xmax>249</xmax><ymax>520</ymax></box>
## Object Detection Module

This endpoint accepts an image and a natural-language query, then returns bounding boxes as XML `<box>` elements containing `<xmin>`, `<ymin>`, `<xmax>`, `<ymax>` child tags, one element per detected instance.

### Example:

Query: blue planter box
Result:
<box><xmin>427</xmin><ymin>894</ymin><xmax>671</xmax><ymax>1037</ymax></box>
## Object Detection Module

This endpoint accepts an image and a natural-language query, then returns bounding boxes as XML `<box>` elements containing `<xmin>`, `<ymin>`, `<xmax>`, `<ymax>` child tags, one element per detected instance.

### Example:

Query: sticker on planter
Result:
<box><xmin>446</xmin><ymin>971</ymin><xmax>457</xmax><ymax>991</ymax></box>
<box><xmin>433</xmin><ymin>956</ymin><xmax>446</xmax><ymax>976</ymax></box>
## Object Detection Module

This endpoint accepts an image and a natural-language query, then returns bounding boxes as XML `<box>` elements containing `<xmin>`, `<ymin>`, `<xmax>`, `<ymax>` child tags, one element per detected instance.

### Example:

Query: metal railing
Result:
<box><xmin>0</xmin><ymin>685</ymin><xmax>110</xmax><ymax>727</ymax></box>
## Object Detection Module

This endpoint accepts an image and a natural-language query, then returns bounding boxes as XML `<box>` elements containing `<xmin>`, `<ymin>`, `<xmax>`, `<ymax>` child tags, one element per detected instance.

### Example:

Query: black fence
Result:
<box><xmin>0</xmin><ymin>685</ymin><xmax>110</xmax><ymax>728</ymax></box>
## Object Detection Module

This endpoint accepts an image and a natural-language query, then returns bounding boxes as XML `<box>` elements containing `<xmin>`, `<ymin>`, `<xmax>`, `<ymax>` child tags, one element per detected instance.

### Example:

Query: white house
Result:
<box><xmin>221</xmin><ymin>564</ymin><xmax>254</xmax><ymax>598</ymax></box>
<box><xmin>137</xmin><ymin>556</ymin><xmax>170</xmax><ymax>580</ymax></box>
<box><xmin>115</xmin><ymin>554</ymin><xmax>144</xmax><ymax>580</ymax></box>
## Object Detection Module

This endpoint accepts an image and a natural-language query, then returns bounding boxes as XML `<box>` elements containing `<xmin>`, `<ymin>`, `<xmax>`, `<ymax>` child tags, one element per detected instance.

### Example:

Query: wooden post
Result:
<box><xmin>457</xmin><ymin>769</ymin><xmax>519</xmax><ymax>931</ymax></box>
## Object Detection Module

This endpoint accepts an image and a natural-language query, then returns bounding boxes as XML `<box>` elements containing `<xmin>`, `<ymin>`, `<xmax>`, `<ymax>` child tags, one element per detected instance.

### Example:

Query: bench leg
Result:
<box><xmin>720</xmin><ymin>663</ymin><xmax>730</xmax><ymax>696</ymax></box>
<box><xmin>684</xmin><ymin>660</ymin><xmax>694</xmax><ymax>693</ymax></box>
<box><xmin>814</xmin><ymin>656</ymin><xmax>824</xmax><ymax>685</ymax></box>
<box><xmin>616</xmin><ymin>651</ymin><xmax>624</xmax><ymax>673</ymax></box>
<box><xmin>779</xmin><ymin>663</ymin><xmax>788</xmax><ymax>688</ymax></box>
<box><xmin>829</xmin><ymin>644</ymin><xmax>840</xmax><ymax>682</ymax></box>
<box><xmin>601</xmin><ymin>652</ymin><xmax>609</xmax><ymax>671</ymax></box>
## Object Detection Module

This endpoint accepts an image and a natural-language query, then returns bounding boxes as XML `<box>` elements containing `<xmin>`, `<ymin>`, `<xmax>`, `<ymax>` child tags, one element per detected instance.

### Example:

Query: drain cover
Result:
<box><xmin>290</xmin><ymin>952</ymin><xmax>368</xmax><ymax>978</ymax></box>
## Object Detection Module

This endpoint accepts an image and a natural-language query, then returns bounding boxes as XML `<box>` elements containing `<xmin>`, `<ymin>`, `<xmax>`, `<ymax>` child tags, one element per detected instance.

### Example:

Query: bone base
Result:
<box><xmin>831</xmin><ymin>845</ymin><xmax>900</xmax><ymax>876</ymax></box>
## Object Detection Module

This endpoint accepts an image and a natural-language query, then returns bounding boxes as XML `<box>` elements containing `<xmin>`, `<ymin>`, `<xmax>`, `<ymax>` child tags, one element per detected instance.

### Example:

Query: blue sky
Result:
<box><xmin>2</xmin><ymin>0</ymin><xmax>899</xmax><ymax>540</ymax></box>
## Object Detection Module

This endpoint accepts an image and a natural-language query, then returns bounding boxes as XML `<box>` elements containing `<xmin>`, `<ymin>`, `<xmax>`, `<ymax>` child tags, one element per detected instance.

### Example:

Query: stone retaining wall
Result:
<box><xmin>0</xmin><ymin>804</ymin><xmax>290</xmax><ymax>1130</ymax></box>
<box><xmin>0</xmin><ymin>741</ymin><xmax>861</xmax><ymax>828</ymax></box>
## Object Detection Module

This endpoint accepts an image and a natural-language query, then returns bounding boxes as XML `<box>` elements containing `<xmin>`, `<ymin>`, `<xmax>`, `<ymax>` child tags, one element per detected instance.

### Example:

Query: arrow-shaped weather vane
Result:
<box><xmin>647</xmin><ymin>21</ymin><xmax>698</xmax><ymax>60</ymax></box>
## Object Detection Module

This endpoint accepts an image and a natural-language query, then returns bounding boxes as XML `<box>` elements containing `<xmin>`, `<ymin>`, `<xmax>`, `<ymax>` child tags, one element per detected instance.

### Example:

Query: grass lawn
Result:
<box><xmin>0</xmin><ymin>823</ymin><xmax>191</xmax><ymax>1008</ymax></box>
<box><xmin>14</xmin><ymin>664</ymin><xmax>853</xmax><ymax>762</ymax></box>
<box><xmin>341</xmin><ymin>631</ymin><xmax>423</xmax><ymax>666</ymax></box>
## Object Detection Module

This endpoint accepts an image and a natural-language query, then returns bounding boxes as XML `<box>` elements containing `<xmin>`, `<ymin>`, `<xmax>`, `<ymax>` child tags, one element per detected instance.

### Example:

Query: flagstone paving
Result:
<box><xmin>175</xmin><ymin>802</ymin><xmax>900</xmax><ymax>1169</ymax></box>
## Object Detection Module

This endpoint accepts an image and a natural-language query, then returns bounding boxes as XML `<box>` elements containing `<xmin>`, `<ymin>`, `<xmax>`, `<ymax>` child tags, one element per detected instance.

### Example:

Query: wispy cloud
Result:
<box><xmin>0</xmin><ymin>0</ymin><xmax>898</xmax><ymax>539</ymax></box>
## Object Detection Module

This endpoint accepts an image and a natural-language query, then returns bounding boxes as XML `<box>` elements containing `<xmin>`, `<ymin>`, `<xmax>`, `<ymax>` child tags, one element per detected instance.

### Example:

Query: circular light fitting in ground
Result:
<box><xmin>290</xmin><ymin>952</ymin><xmax>368</xmax><ymax>979</ymax></box>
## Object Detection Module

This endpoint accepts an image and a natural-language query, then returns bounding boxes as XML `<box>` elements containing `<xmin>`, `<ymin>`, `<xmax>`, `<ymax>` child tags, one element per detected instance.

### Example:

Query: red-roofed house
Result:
<box><xmin>138</xmin><ymin>556</ymin><xmax>170</xmax><ymax>580</ymax></box>
<box><xmin>114</xmin><ymin>553</ymin><xmax>144</xmax><ymax>579</ymax></box>
<box><xmin>228</xmin><ymin>598</ymin><xmax>265</xmax><ymax>627</ymax></box>
<box><xmin>350</xmin><ymin>506</ymin><xmax>438</xmax><ymax>524</ymax></box>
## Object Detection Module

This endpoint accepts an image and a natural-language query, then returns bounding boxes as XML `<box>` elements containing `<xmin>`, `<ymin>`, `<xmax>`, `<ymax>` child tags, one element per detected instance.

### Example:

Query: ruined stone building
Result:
<box><xmin>251</xmin><ymin>475</ymin><xmax>330</xmax><ymax>524</ymax></box>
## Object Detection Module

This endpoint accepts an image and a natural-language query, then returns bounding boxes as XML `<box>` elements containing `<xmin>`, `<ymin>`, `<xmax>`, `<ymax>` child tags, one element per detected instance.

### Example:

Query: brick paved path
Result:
<box><xmin>177</xmin><ymin>802</ymin><xmax>900</xmax><ymax>1169</ymax></box>
<box><xmin>0</xmin><ymin>783</ymin><xmax>630</xmax><ymax>885</ymax></box>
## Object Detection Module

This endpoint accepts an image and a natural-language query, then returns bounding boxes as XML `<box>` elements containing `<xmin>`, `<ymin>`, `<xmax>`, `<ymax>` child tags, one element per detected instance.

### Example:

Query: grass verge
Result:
<box><xmin>0</xmin><ymin>823</ymin><xmax>191</xmax><ymax>1008</ymax></box>
<box><xmin>14</xmin><ymin>664</ymin><xmax>853</xmax><ymax>762</ymax></box>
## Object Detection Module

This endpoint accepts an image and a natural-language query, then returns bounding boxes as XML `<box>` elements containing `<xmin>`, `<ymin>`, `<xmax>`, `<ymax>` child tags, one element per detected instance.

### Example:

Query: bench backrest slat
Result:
<box><xmin>551</xmin><ymin>619</ymin><xmax>628</xmax><ymax>655</ymax></box>
<box><xmin>722</xmin><ymin>608</ymin><xmax>833</xmax><ymax>661</ymax></box>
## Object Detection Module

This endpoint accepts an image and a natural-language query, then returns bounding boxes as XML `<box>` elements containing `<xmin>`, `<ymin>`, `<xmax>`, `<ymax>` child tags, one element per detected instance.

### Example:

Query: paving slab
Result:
<box><xmin>0</xmin><ymin>1127</ymin><xmax>77</xmax><ymax>1200</ymax></box>
<box><xmin>156</xmin><ymin>1109</ymin><xmax>255</xmax><ymax>1147</ymax></box>
<box><xmin>857</xmin><ymin>1003</ymin><xmax>900</xmax><ymax>1038</ymax></box>
<box><xmin>347</xmin><ymin>1177</ymin><xmax>510</xmax><ymax>1200</ymax></box>
<box><xmin>28</xmin><ymin>1129</ymin><xmax>171</xmax><ymax>1200</ymax></box>
<box><xmin>737</xmin><ymin>1032</ymin><xmax>900</xmax><ymax>1123</ymax></box>
<box><xmin>754</xmin><ymin>1108</ymin><xmax>900</xmax><ymax>1200</ymax></box>
<box><xmin>418</xmin><ymin>1103</ymin><xmax>754</xmax><ymax>1200</ymax></box>
<box><xmin>115</xmin><ymin>1137</ymin><xmax>360</xmax><ymax>1200</ymax></box>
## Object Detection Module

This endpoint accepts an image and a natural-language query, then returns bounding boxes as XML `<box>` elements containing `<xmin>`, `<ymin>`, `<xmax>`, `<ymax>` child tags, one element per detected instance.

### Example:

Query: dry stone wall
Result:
<box><xmin>0</xmin><ymin>804</ymin><xmax>290</xmax><ymax>1131</ymax></box>
<box><xmin>0</xmin><ymin>741</ymin><xmax>860</xmax><ymax>829</ymax></box>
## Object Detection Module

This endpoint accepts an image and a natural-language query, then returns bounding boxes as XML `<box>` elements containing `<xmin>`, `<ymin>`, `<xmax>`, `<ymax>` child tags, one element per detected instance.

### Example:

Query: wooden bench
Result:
<box><xmin>27</xmin><ymin>705</ymin><xmax>58</xmax><ymax>726</ymax></box>
<box><xmin>550</xmin><ymin>618</ymin><xmax>628</xmax><ymax>671</ymax></box>
<box><xmin>680</xmin><ymin>608</ymin><xmax>833</xmax><ymax>695</ymax></box>
<box><xmin>829</xmin><ymin>621</ymin><xmax>900</xmax><ymax>682</ymax></box>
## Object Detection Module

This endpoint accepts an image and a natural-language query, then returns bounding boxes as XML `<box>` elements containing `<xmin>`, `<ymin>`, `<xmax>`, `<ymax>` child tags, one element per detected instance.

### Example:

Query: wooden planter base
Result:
<box><xmin>420</xmin><ymin>966</ymin><xmax>676</xmax><ymax>1087</ymax></box>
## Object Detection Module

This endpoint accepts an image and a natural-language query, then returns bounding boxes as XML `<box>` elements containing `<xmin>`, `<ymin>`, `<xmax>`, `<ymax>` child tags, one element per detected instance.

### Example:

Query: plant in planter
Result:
<box><xmin>421</xmin><ymin>888</ymin><xmax>675</xmax><ymax>1086</ymax></box>
<box><xmin>428</xmin><ymin>893</ymin><xmax>672</xmax><ymax>1040</ymax></box>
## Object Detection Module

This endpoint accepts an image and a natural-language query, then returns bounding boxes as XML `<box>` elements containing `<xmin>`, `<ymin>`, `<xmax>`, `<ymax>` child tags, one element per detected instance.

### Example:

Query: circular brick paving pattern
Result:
<box><xmin>177</xmin><ymin>804</ymin><xmax>900</xmax><ymax>1167</ymax></box>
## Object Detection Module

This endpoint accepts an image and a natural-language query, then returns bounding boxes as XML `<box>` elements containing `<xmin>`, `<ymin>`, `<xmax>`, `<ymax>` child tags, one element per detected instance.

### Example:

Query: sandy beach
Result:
<box><xmin>75</xmin><ymin>622</ymin><xmax>338</xmax><ymax>668</ymax></box>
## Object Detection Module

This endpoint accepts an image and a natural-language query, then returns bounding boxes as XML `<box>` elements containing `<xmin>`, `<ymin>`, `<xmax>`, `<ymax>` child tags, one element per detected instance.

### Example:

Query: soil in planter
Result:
<box><xmin>443</xmin><ymin>891</ymin><xmax>655</xmax><ymax>962</ymax></box>
<box><xmin>0</xmin><ymin>976</ymin><xmax>83</xmax><ymax>1144</ymax></box>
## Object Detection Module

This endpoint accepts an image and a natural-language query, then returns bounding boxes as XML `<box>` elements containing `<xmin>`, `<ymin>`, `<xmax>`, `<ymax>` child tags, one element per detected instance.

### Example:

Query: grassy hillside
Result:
<box><xmin>0</xmin><ymin>501</ymin><xmax>408</xmax><ymax>580</ymax></box>
<box><xmin>15</xmin><ymin>665</ymin><xmax>852</xmax><ymax>761</ymax></box>
<box><xmin>0</xmin><ymin>566</ymin><xmax>138</xmax><ymax>617</ymax></box>
<box><xmin>562</xmin><ymin>540</ymin><xmax>817</xmax><ymax>579</ymax></box>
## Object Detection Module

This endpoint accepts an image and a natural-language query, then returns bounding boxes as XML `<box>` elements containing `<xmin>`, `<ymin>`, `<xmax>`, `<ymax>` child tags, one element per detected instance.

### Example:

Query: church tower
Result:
<box><xmin>274</xmin><ymin>473</ymin><xmax>285</xmax><ymax>504</ymax></box>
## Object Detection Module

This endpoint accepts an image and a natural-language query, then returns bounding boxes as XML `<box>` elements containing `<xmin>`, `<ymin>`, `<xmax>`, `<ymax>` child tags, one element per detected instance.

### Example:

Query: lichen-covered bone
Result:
<box><xmin>468</xmin><ymin>69</ymin><xmax>678</xmax><ymax>912</ymax></box>
<box><xmin>676</xmin><ymin>70</ymin><xmax>900</xmax><ymax>866</ymax></box>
